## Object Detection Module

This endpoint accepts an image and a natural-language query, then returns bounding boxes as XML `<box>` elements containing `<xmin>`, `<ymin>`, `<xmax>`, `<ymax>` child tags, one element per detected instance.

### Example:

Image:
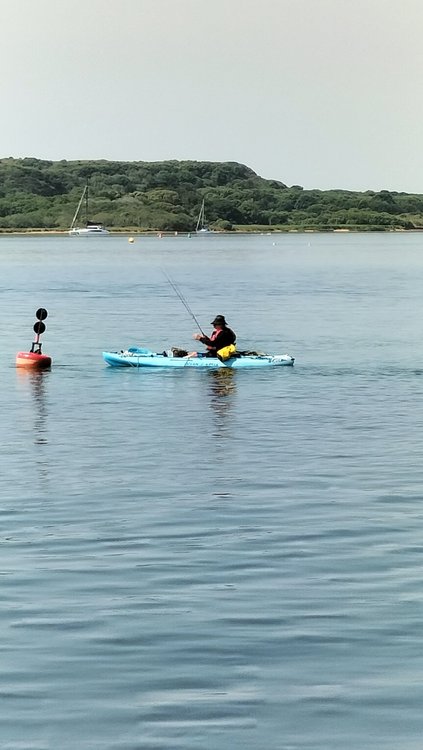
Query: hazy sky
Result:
<box><xmin>2</xmin><ymin>0</ymin><xmax>423</xmax><ymax>192</ymax></box>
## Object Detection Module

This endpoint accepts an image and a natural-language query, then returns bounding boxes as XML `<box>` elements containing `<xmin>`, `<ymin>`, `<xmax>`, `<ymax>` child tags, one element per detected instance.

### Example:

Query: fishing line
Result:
<box><xmin>161</xmin><ymin>268</ymin><xmax>205</xmax><ymax>336</ymax></box>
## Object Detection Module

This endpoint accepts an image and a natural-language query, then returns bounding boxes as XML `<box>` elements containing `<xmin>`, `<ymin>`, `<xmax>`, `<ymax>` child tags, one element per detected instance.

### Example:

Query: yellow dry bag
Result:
<box><xmin>217</xmin><ymin>344</ymin><xmax>237</xmax><ymax>361</ymax></box>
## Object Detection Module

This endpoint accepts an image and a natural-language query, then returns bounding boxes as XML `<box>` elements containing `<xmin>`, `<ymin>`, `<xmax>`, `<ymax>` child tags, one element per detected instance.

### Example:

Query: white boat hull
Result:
<box><xmin>69</xmin><ymin>226</ymin><xmax>109</xmax><ymax>236</ymax></box>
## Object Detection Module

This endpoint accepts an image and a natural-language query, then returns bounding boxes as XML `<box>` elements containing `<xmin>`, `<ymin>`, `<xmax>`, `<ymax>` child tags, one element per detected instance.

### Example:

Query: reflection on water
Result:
<box><xmin>16</xmin><ymin>369</ymin><xmax>49</xmax><ymax>445</ymax></box>
<box><xmin>16</xmin><ymin>369</ymin><xmax>50</xmax><ymax>483</ymax></box>
<box><xmin>207</xmin><ymin>369</ymin><xmax>237</xmax><ymax>437</ymax></box>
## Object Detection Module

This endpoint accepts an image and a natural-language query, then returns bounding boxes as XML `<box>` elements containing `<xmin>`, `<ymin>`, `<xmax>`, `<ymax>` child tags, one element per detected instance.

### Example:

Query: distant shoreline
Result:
<box><xmin>0</xmin><ymin>158</ymin><xmax>420</xmax><ymax>234</ymax></box>
<box><xmin>0</xmin><ymin>227</ymin><xmax>419</xmax><ymax>237</ymax></box>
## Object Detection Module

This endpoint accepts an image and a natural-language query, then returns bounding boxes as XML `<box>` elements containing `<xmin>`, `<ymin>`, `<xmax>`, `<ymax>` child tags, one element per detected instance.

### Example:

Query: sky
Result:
<box><xmin>1</xmin><ymin>0</ymin><xmax>423</xmax><ymax>192</ymax></box>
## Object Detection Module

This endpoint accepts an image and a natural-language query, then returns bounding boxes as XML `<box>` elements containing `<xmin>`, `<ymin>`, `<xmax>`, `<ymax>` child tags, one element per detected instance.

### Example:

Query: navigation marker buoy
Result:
<box><xmin>16</xmin><ymin>308</ymin><xmax>52</xmax><ymax>369</ymax></box>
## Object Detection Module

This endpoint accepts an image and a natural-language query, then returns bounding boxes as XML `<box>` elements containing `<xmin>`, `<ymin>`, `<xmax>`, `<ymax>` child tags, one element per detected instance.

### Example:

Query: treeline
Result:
<box><xmin>0</xmin><ymin>157</ymin><xmax>423</xmax><ymax>231</ymax></box>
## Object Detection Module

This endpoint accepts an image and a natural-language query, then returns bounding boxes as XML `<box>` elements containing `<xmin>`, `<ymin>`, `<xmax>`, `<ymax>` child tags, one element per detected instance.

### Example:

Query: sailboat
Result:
<box><xmin>195</xmin><ymin>199</ymin><xmax>210</xmax><ymax>233</ymax></box>
<box><xmin>69</xmin><ymin>181</ymin><xmax>109</xmax><ymax>236</ymax></box>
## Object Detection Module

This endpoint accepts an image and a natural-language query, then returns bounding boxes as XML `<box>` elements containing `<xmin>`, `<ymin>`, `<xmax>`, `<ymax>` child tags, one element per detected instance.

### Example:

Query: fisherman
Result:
<box><xmin>192</xmin><ymin>315</ymin><xmax>236</xmax><ymax>357</ymax></box>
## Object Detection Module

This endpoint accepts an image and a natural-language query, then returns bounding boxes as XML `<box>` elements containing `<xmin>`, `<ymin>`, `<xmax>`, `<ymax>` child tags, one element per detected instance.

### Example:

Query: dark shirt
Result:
<box><xmin>199</xmin><ymin>327</ymin><xmax>236</xmax><ymax>356</ymax></box>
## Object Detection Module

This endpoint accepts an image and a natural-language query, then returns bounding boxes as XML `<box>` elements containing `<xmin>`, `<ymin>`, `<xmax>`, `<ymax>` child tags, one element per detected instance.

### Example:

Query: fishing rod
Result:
<box><xmin>161</xmin><ymin>268</ymin><xmax>205</xmax><ymax>336</ymax></box>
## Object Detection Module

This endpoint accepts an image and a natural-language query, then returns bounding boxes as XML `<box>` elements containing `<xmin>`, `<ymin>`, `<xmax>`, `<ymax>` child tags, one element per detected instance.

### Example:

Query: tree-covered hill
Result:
<box><xmin>0</xmin><ymin>157</ymin><xmax>423</xmax><ymax>232</ymax></box>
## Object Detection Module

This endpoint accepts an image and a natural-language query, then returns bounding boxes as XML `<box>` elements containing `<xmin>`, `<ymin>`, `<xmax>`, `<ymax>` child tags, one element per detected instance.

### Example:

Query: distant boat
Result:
<box><xmin>195</xmin><ymin>199</ymin><xmax>210</xmax><ymax>233</ymax></box>
<box><xmin>69</xmin><ymin>181</ymin><xmax>109</xmax><ymax>236</ymax></box>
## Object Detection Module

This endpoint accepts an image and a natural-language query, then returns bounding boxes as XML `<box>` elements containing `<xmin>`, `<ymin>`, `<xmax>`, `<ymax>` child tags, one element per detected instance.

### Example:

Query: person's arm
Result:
<box><xmin>192</xmin><ymin>332</ymin><xmax>215</xmax><ymax>346</ymax></box>
<box><xmin>198</xmin><ymin>334</ymin><xmax>214</xmax><ymax>346</ymax></box>
<box><xmin>193</xmin><ymin>329</ymin><xmax>235</xmax><ymax>349</ymax></box>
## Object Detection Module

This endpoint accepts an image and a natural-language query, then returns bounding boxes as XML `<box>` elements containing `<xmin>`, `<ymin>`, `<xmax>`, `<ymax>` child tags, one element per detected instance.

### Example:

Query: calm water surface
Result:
<box><xmin>1</xmin><ymin>232</ymin><xmax>423</xmax><ymax>749</ymax></box>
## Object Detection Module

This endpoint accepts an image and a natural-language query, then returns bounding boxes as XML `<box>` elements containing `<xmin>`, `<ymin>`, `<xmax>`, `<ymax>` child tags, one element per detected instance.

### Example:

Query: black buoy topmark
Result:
<box><xmin>16</xmin><ymin>308</ymin><xmax>52</xmax><ymax>369</ymax></box>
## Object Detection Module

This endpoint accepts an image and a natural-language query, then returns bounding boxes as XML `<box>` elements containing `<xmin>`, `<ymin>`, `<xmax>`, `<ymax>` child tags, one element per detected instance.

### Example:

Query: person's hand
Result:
<box><xmin>192</xmin><ymin>333</ymin><xmax>202</xmax><ymax>340</ymax></box>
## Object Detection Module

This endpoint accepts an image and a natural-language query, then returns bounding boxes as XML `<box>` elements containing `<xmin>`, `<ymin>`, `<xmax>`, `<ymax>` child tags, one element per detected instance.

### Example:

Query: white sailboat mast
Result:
<box><xmin>85</xmin><ymin>181</ymin><xmax>89</xmax><ymax>225</ymax></box>
<box><xmin>70</xmin><ymin>185</ymin><xmax>87</xmax><ymax>230</ymax></box>
<box><xmin>196</xmin><ymin>199</ymin><xmax>205</xmax><ymax>232</ymax></box>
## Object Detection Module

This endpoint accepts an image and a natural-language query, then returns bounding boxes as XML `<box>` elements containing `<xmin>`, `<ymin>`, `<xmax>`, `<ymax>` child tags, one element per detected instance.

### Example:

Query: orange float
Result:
<box><xmin>16</xmin><ymin>351</ymin><xmax>52</xmax><ymax>369</ymax></box>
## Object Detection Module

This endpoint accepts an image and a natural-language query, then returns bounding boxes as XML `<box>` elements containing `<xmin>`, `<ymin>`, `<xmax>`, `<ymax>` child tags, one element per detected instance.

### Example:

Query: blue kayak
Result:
<box><xmin>103</xmin><ymin>347</ymin><xmax>295</xmax><ymax>369</ymax></box>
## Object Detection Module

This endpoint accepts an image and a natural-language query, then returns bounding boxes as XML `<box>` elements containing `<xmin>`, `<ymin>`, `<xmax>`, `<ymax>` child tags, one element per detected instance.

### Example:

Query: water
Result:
<box><xmin>1</xmin><ymin>232</ymin><xmax>423</xmax><ymax>749</ymax></box>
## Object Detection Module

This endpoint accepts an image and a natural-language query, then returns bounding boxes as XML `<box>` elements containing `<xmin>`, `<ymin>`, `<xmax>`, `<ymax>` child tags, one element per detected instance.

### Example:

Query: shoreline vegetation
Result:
<box><xmin>0</xmin><ymin>227</ymin><xmax>417</xmax><ymax>236</ymax></box>
<box><xmin>1</xmin><ymin>157</ymin><xmax>423</xmax><ymax>234</ymax></box>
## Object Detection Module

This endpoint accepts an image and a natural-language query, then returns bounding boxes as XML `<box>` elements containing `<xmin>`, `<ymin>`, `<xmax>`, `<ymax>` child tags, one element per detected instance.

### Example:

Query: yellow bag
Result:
<box><xmin>217</xmin><ymin>344</ymin><xmax>236</xmax><ymax>361</ymax></box>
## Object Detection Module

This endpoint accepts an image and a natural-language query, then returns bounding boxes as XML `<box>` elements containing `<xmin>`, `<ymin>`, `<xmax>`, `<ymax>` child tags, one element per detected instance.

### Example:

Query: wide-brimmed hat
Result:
<box><xmin>211</xmin><ymin>315</ymin><xmax>227</xmax><ymax>326</ymax></box>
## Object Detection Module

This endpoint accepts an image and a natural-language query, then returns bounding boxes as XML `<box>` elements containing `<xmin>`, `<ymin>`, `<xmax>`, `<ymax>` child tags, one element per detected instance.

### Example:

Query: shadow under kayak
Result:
<box><xmin>102</xmin><ymin>348</ymin><xmax>295</xmax><ymax>369</ymax></box>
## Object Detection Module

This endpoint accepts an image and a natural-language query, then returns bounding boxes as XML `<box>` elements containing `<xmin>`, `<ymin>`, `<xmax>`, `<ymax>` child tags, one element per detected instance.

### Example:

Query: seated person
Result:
<box><xmin>192</xmin><ymin>315</ymin><xmax>236</xmax><ymax>357</ymax></box>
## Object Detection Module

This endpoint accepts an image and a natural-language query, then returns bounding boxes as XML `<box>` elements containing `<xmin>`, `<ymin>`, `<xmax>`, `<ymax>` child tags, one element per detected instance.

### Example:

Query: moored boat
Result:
<box><xmin>70</xmin><ymin>223</ymin><xmax>109</xmax><ymax>236</ymax></box>
<box><xmin>69</xmin><ymin>180</ymin><xmax>109</xmax><ymax>236</ymax></box>
<box><xmin>103</xmin><ymin>347</ymin><xmax>295</xmax><ymax>369</ymax></box>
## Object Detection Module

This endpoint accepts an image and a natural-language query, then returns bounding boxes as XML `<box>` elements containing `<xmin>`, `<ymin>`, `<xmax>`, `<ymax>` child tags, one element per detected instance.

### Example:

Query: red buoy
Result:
<box><xmin>16</xmin><ymin>308</ymin><xmax>52</xmax><ymax>369</ymax></box>
<box><xmin>16</xmin><ymin>351</ymin><xmax>52</xmax><ymax>369</ymax></box>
